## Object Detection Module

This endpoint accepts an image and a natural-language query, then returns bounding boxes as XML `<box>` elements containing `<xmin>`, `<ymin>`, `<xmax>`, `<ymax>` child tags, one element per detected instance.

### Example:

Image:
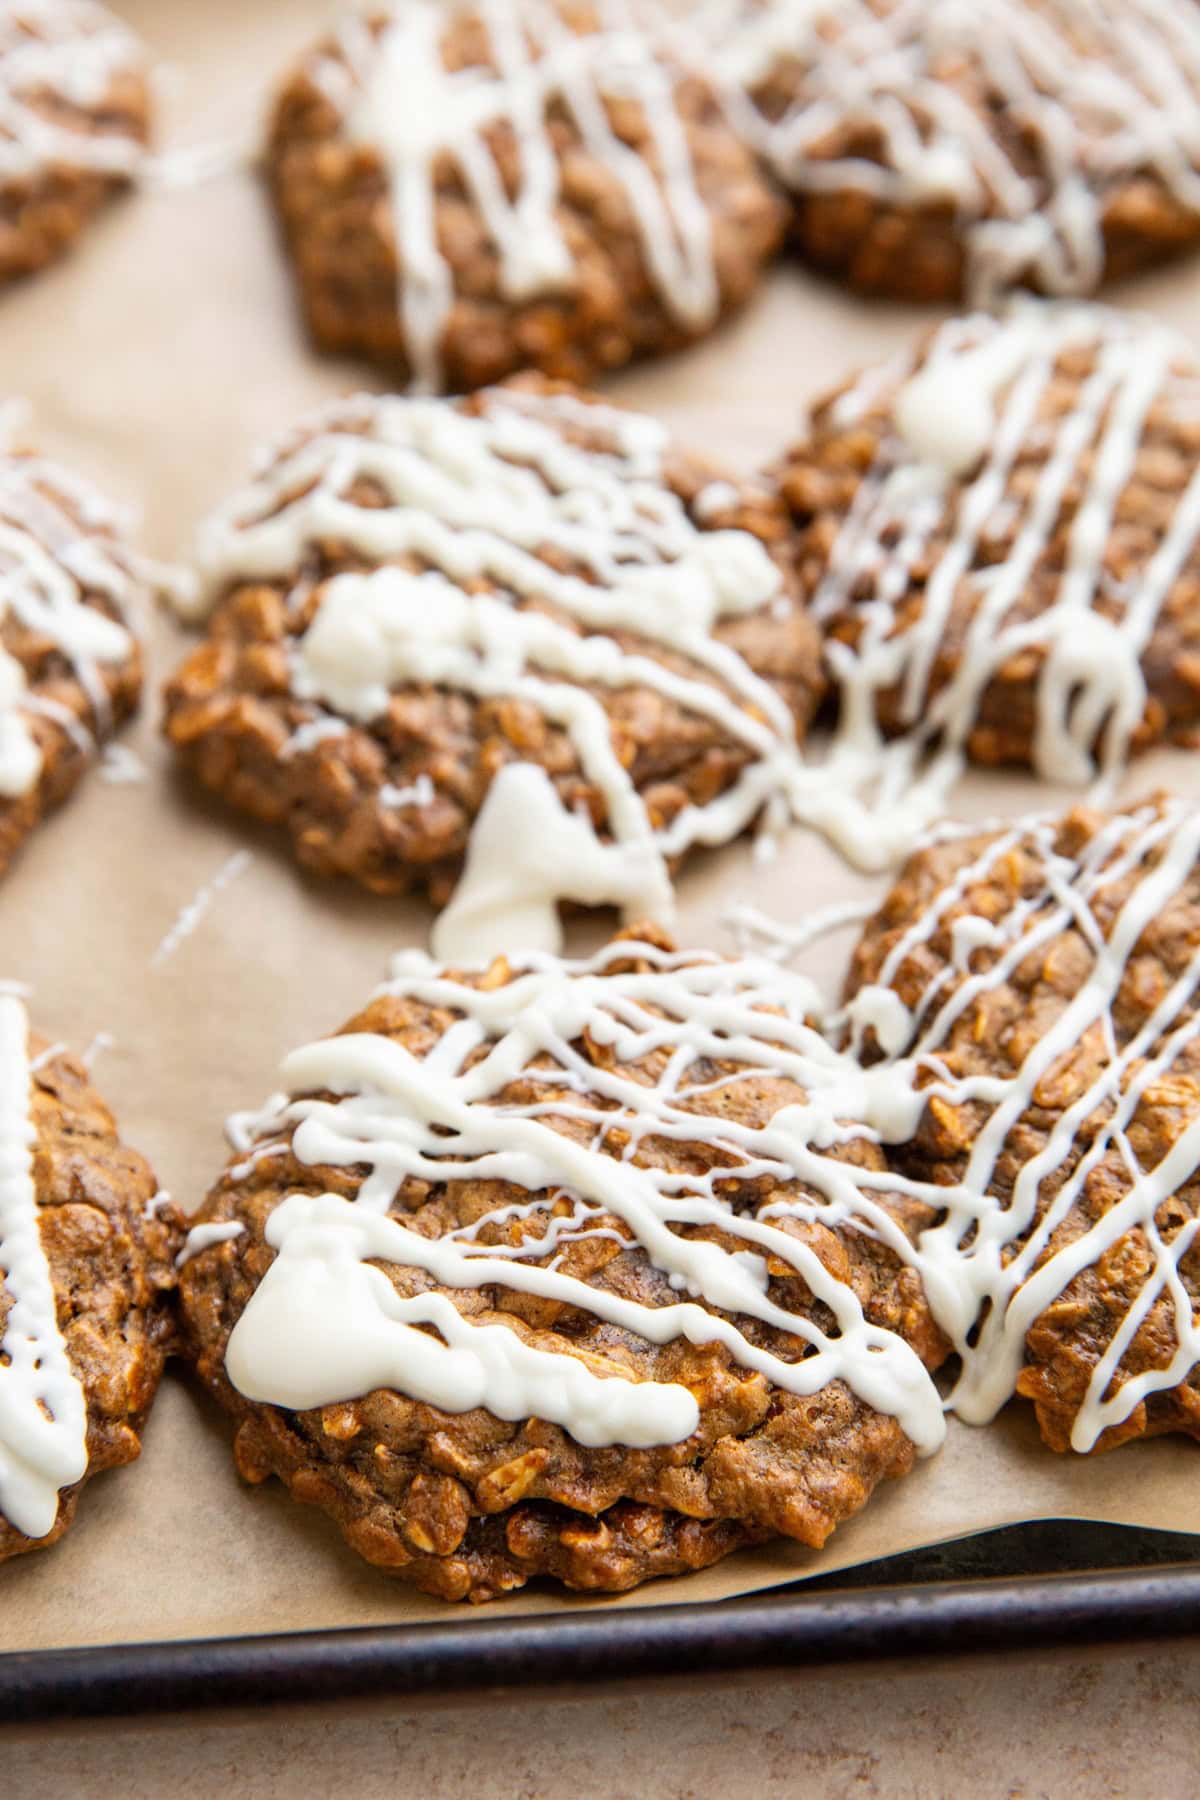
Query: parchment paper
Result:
<box><xmin>2</xmin><ymin>0</ymin><xmax>1200</xmax><ymax>1657</ymax></box>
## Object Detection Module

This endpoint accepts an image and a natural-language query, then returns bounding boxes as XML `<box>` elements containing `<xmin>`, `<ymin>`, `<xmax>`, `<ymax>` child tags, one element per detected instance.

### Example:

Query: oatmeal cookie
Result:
<box><xmin>0</xmin><ymin>997</ymin><xmax>178</xmax><ymax>1562</ymax></box>
<box><xmin>163</xmin><ymin>377</ymin><xmax>824</xmax><ymax>960</ymax></box>
<box><xmin>845</xmin><ymin>794</ymin><xmax>1200</xmax><ymax>1455</ymax></box>
<box><xmin>176</xmin><ymin>930</ymin><xmax>947</xmax><ymax>1602</ymax></box>
<box><xmin>0</xmin><ymin>0</ymin><xmax>149</xmax><ymax>284</ymax></box>
<box><xmin>705</xmin><ymin>0</ymin><xmax>1200</xmax><ymax>302</ymax></box>
<box><xmin>264</xmin><ymin>0</ymin><xmax>785</xmax><ymax>391</ymax></box>
<box><xmin>772</xmin><ymin>302</ymin><xmax>1200</xmax><ymax>785</ymax></box>
<box><xmin>0</xmin><ymin>435</ymin><xmax>147</xmax><ymax>880</ymax></box>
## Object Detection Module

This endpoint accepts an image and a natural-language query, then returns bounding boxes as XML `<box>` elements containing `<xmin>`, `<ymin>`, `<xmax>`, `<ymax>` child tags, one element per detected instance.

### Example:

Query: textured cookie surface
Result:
<box><xmin>706</xmin><ymin>0</ymin><xmax>1200</xmax><ymax>301</ymax></box>
<box><xmin>265</xmin><ymin>0</ymin><xmax>784</xmax><ymax>391</ymax></box>
<box><xmin>0</xmin><ymin>999</ymin><xmax>178</xmax><ymax>1562</ymax></box>
<box><xmin>0</xmin><ymin>439</ymin><xmax>146</xmax><ymax>880</ymax></box>
<box><xmin>0</xmin><ymin>0</ymin><xmax>149</xmax><ymax>283</ymax></box>
<box><xmin>177</xmin><ymin>932</ymin><xmax>947</xmax><ymax>1603</ymax></box>
<box><xmin>846</xmin><ymin>795</ymin><xmax>1200</xmax><ymax>1455</ymax></box>
<box><xmin>773</xmin><ymin>302</ymin><xmax>1200</xmax><ymax>783</ymax></box>
<box><xmin>163</xmin><ymin>377</ymin><xmax>823</xmax><ymax>956</ymax></box>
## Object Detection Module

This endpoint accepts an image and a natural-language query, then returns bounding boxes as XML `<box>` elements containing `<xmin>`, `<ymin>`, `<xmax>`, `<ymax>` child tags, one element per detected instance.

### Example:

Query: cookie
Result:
<box><xmin>162</xmin><ymin>377</ymin><xmax>824</xmax><ymax>961</ymax></box>
<box><xmin>845</xmin><ymin>794</ymin><xmax>1200</xmax><ymax>1455</ymax></box>
<box><xmin>705</xmin><ymin>0</ymin><xmax>1200</xmax><ymax>302</ymax></box>
<box><xmin>773</xmin><ymin>301</ymin><xmax>1200</xmax><ymax>789</ymax></box>
<box><xmin>0</xmin><ymin>995</ymin><xmax>178</xmax><ymax>1562</ymax></box>
<box><xmin>0</xmin><ymin>434</ymin><xmax>147</xmax><ymax>880</ymax></box>
<box><xmin>176</xmin><ymin>930</ymin><xmax>947</xmax><ymax>1602</ymax></box>
<box><xmin>264</xmin><ymin>1</ymin><xmax>785</xmax><ymax>392</ymax></box>
<box><xmin>0</xmin><ymin>0</ymin><xmax>149</xmax><ymax>284</ymax></box>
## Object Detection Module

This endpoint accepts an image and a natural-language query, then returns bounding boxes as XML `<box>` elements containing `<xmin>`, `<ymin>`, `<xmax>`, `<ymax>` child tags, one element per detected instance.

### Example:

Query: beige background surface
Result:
<box><xmin>2</xmin><ymin>0</ymin><xmax>1200</xmax><ymax>1782</ymax></box>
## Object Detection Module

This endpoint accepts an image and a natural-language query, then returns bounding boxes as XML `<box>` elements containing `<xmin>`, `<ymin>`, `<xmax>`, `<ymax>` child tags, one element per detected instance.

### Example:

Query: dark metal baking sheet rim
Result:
<box><xmin>4</xmin><ymin>1556</ymin><xmax>1200</xmax><ymax>1723</ymax></box>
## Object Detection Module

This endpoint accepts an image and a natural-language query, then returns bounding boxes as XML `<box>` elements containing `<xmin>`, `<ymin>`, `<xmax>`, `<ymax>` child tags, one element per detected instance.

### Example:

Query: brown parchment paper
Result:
<box><xmin>2</xmin><ymin>0</ymin><xmax>1200</xmax><ymax>1656</ymax></box>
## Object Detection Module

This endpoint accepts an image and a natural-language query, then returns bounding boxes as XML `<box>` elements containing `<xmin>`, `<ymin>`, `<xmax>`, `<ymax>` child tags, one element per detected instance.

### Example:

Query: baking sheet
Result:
<box><xmin>3</xmin><ymin>0</ymin><xmax>1200</xmax><ymax>1657</ymax></box>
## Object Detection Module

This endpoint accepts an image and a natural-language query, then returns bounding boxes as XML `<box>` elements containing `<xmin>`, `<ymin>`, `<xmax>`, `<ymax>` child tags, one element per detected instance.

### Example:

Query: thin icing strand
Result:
<box><xmin>701</xmin><ymin>0</ymin><xmax>1200</xmax><ymax>301</ymax></box>
<box><xmin>0</xmin><ymin>995</ymin><xmax>88</xmax><ymax>1538</ymax></box>
<box><xmin>0</xmin><ymin>448</ymin><xmax>138</xmax><ymax>797</ymax></box>
<box><xmin>0</xmin><ymin>0</ymin><xmax>145</xmax><ymax>184</ymax></box>
<box><xmin>222</xmin><ymin>939</ymin><xmax>946</xmax><ymax>1456</ymax></box>
<box><xmin>310</xmin><ymin>0</ymin><xmax>719</xmax><ymax>390</ymax></box>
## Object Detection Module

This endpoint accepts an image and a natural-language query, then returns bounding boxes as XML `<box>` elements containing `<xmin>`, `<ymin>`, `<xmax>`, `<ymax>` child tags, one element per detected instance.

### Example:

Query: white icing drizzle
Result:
<box><xmin>0</xmin><ymin>0</ymin><xmax>145</xmax><ymax>185</ymax></box>
<box><xmin>223</xmin><ymin>939</ymin><xmax>946</xmax><ymax>1455</ymax></box>
<box><xmin>702</xmin><ymin>0</ymin><xmax>1200</xmax><ymax>301</ymax></box>
<box><xmin>142</xmin><ymin>1187</ymin><xmax>171</xmax><ymax>1221</ymax></box>
<box><xmin>150</xmin><ymin>849</ymin><xmax>253</xmax><ymax>969</ymax></box>
<box><xmin>177</xmin><ymin>1219</ymin><xmax>244</xmax><ymax>1268</ymax></box>
<box><xmin>0</xmin><ymin>994</ymin><xmax>87</xmax><ymax>1538</ymax></box>
<box><xmin>79</xmin><ymin>1028</ymin><xmax>112</xmax><ymax>1069</ymax></box>
<box><xmin>98</xmin><ymin>742</ymin><xmax>146</xmax><ymax>784</ymax></box>
<box><xmin>725</xmin><ymin>895</ymin><xmax>877</xmax><ymax>962</ymax></box>
<box><xmin>314</xmin><ymin>0</ymin><xmax>720</xmax><ymax>390</ymax></box>
<box><xmin>279</xmin><ymin>714</ymin><xmax>349</xmax><ymax>760</ymax></box>
<box><xmin>0</xmin><ymin>447</ymin><xmax>138</xmax><ymax>798</ymax></box>
<box><xmin>380</xmin><ymin>772</ymin><xmax>435</xmax><ymax>811</ymax></box>
<box><xmin>803</xmin><ymin>300</ymin><xmax>1200</xmax><ymax>840</ymax></box>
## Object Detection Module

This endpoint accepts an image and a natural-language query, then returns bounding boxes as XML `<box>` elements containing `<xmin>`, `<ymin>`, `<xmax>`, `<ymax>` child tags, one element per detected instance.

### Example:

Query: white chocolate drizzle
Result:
<box><xmin>184</xmin><ymin>386</ymin><xmax>807</xmax><ymax>959</ymax></box>
<box><xmin>0</xmin><ymin>0</ymin><xmax>145</xmax><ymax>185</ymax></box>
<box><xmin>801</xmin><ymin>300</ymin><xmax>1200</xmax><ymax>836</ymax></box>
<box><xmin>177</xmin><ymin>1219</ymin><xmax>244</xmax><ymax>1268</ymax></box>
<box><xmin>0</xmin><ymin>994</ymin><xmax>88</xmax><ymax>1538</ymax></box>
<box><xmin>150</xmin><ymin>849</ymin><xmax>253</xmax><ymax>970</ymax></box>
<box><xmin>306</xmin><ymin>0</ymin><xmax>720</xmax><ymax>390</ymax></box>
<box><xmin>0</xmin><ymin>447</ymin><xmax>138</xmax><ymax>799</ymax></box>
<box><xmin>222</xmin><ymin>938</ymin><xmax>946</xmax><ymax>1454</ymax></box>
<box><xmin>701</xmin><ymin>0</ymin><xmax>1200</xmax><ymax>301</ymax></box>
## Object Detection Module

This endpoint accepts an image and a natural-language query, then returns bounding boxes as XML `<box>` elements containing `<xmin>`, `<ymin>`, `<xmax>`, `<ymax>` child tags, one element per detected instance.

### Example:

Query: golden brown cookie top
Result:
<box><xmin>773</xmin><ymin>301</ymin><xmax>1200</xmax><ymax>785</ymax></box>
<box><xmin>0</xmin><ymin>435</ymin><xmax>149</xmax><ymax>881</ymax></box>
<box><xmin>847</xmin><ymin>793</ymin><xmax>1200</xmax><ymax>1454</ymax></box>
<box><xmin>704</xmin><ymin>0</ymin><xmax>1200</xmax><ymax>301</ymax></box>
<box><xmin>162</xmin><ymin>377</ymin><xmax>823</xmax><ymax>953</ymax></box>
<box><xmin>265</xmin><ymin>0</ymin><xmax>784</xmax><ymax>389</ymax></box>
<box><xmin>0</xmin><ymin>994</ymin><xmax>179</xmax><ymax>1562</ymax></box>
<box><xmin>0</xmin><ymin>2</ymin><xmax>150</xmax><ymax>281</ymax></box>
<box><xmin>176</xmin><ymin>930</ymin><xmax>947</xmax><ymax>1601</ymax></box>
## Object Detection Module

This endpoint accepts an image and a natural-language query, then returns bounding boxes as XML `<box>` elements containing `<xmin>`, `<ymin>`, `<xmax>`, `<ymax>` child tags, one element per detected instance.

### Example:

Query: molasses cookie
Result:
<box><xmin>163</xmin><ymin>377</ymin><xmax>824</xmax><ymax>961</ymax></box>
<box><xmin>773</xmin><ymin>301</ymin><xmax>1200</xmax><ymax>786</ymax></box>
<box><xmin>0</xmin><ymin>0</ymin><xmax>149</xmax><ymax>284</ymax></box>
<box><xmin>845</xmin><ymin>794</ymin><xmax>1200</xmax><ymax>1455</ymax></box>
<box><xmin>0</xmin><ymin>996</ymin><xmax>178</xmax><ymax>1562</ymax></box>
<box><xmin>265</xmin><ymin>0</ymin><xmax>785</xmax><ymax>391</ymax></box>
<box><xmin>0</xmin><ymin>433</ymin><xmax>148</xmax><ymax>879</ymax></box>
<box><xmin>706</xmin><ymin>0</ymin><xmax>1200</xmax><ymax>301</ymax></box>
<box><xmin>176</xmin><ymin>930</ymin><xmax>947</xmax><ymax>1602</ymax></box>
